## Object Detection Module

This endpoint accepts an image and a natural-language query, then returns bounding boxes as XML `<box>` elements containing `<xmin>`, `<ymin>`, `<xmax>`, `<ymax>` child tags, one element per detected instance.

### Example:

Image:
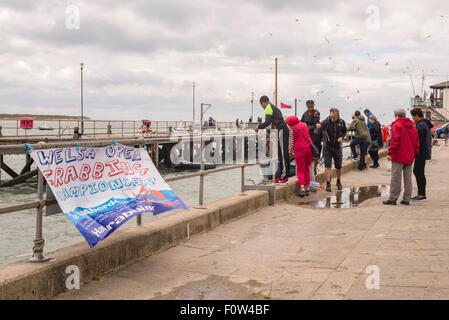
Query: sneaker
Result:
<box><xmin>298</xmin><ymin>189</ymin><xmax>305</xmax><ymax>197</ymax></box>
<box><xmin>326</xmin><ymin>181</ymin><xmax>332</xmax><ymax>192</ymax></box>
<box><xmin>370</xmin><ymin>164</ymin><xmax>379</xmax><ymax>168</ymax></box>
<box><xmin>383</xmin><ymin>200</ymin><xmax>397</xmax><ymax>205</ymax></box>
<box><xmin>411</xmin><ymin>196</ymin><xmax>426</xmax><ymax>201</ymax></box>
<box><xmin>276</xmin><ymin>178</ymin><xmax>288</xmax><ymax>185</ymax></box>
<box><xmin>400</xmin><ymin>200</ymin><xmax>410</xmax><ymax>205</ymax></box>
<box><xmin>351</xmin><ymin>158</ymin><xmax>359</xmax><ymax>162</ymax></box>
<box><xmin>336</xmin><ymin>179</ymin><xmax>343</xmax><ymax>191</ymax></box>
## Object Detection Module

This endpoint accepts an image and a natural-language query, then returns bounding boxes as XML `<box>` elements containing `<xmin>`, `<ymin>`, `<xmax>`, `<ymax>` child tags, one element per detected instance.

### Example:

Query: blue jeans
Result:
<box><xmin>350</xmin><ymin>138</ymin><xmax>368</xmax><ymax>170</ymax></box>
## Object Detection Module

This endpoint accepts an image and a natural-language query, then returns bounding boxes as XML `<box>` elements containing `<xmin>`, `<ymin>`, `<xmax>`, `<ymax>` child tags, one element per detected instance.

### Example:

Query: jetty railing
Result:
<box><xmin>0</xmin><ymin>132</ymin><xmax>279</xmax><ymax>263</ymax></box>
<box><xmin>0</xmin><ymin>119</ymin><xmax>238</xmax><ymax>137</ymax></box>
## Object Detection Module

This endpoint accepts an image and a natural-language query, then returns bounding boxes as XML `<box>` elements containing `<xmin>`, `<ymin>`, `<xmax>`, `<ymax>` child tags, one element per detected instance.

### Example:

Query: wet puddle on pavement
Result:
<box><xmin>296</xmin><ymin>185</ymin><xmax>390</xmax><ymax>208</ymax></box>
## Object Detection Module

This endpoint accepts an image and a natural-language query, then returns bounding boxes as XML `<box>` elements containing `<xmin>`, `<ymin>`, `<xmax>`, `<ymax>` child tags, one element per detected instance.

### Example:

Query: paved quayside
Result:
<box><xmin>57</xmin><ymin>146</ymin><xmax>449</xmax><ymax>300</ymax></box>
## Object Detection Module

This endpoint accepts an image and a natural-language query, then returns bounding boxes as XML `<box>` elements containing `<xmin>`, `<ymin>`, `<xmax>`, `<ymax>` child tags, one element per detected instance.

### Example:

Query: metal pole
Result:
<box><xmin>251</xmin><ymin>91</ymin><xmax>254</xmax><ymax>121</ymax></box>
<box><xmin>240</xmin><ymin>165</ymin><xmax>245</xmax><ymax>194</ymax></box>
<box><xmin>193</xmin><ymin>82</ymin><xmax>196</xmax><ymax>124</ymax></box>
<box><xmin>271</xmin><ymin>130</ymin><xmax>278</xmax><ymax>184</ymax></box>
<box><xmin>200</xmin><ymin>103</ymin><xmax>203</xmax><ymax>134</ymax></box>
<box><xmin>197</xmin><ymin>138</ymin><xmax>205</xmax><ymax>208</ymax></box>
<box><xmin>80</xmin><ymin>62</ymin><xmax>84</xmax><ymax>136</ymax></box>
<box><xmin>29</xmin><ymin>169</ymin><xmax>50</xmax><ymax>263</ymax></box>
<box><xmin>275</xmin><ymin>58</ymin><xmax>278</xmax><ymax>107</ymax></box>
<box><xmin>154</xmin><ymin>143</ymin><xmax>159</xmax><ymax>169</ymax></box>
<box><xmin>295</xmin><ymin>98</ymin><xmax>297</xmax><ymax>117</ymax></box>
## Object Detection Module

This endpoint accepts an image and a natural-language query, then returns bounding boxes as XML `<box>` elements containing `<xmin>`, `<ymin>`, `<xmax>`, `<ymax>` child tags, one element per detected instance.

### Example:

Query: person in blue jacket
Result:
<box><xmin>364</xmin><ymin>109</ymin><xmax>374</xmax><ymax>128</ymax></box>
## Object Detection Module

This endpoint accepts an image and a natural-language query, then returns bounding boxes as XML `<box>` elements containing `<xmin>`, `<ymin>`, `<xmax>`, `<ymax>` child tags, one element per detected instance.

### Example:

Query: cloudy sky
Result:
<box><xmin>1</xmin><ymin>0</ymin><xmax>449</xmax><ymax>123</ymax></box>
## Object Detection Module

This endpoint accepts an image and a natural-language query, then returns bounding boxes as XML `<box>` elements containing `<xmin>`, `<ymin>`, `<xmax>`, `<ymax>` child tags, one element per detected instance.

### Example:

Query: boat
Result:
<box><xmin>38</xmin><ymin>125</ymin><xmax>54</xmax><ymax>130</ymax></box>
<box><xmin>174</xmin><ymin>161</ymin><xmax>216</xmax><ymax>170</ymax></box>
<box><xmin>259</xmin><ymin>161</ymin><xmax>296</xmax><ymax>181</ymax></box>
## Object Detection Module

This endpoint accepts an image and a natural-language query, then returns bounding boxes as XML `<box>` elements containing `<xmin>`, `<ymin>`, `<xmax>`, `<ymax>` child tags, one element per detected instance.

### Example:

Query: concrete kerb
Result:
<box><xmin>0</xmin><ymin>149</ymin><xmax>389</xmax><ymax>299</ymax></box>
<box><xmin>0</xmin><ymin>190</ymin><xmax>270</xmax><ymax>300</ymax></box>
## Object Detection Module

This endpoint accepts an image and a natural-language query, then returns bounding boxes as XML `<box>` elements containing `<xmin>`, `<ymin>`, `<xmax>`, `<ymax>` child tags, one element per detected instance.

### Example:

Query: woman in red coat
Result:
<box><xmin>286</xmin><ymin>116</ymin><xmax>313</xmax><ymax>197</ymax></box>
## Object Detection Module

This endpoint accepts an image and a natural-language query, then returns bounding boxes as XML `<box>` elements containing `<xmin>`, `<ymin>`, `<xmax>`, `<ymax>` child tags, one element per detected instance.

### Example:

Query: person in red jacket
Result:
<box><xmin>383</xmin><ymin>108</ymin><xmax>420</xmax><ymax>206</ymax></box>
<box><xmin>286</xmin><ymin>116</ymin><xmax>314</xmax><ymax>197</ymax></box>
<box><xmin>382</xmin><ymin>125</ymin><xmax>389</xmax><ymax>147</ymax></box>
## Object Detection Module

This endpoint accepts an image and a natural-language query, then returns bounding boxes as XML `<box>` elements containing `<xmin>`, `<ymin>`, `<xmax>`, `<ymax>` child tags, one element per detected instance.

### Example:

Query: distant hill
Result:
<box><xmin>0</xmin><ymin>114</ymin><xmax>91</xmax><ymax>120</ymax></box>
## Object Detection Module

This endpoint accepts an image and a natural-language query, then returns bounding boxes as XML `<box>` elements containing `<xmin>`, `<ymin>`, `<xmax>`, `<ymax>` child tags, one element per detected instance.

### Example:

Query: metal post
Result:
<box><xmin>271</xmin><ymin>130</ymin><xmax>278</xmax><ymax>184</ymax></box>
<box><xmin>80</xmin><ymin>62</ymin><xmax>84</xmax><ymax>136</ymax></box>
<box><xmin>251</xmin><ymin>91</ymin><xmax>254</xmax><ymax>121</ymax></box>
<box><xmin>275</xmin><ymin>58</ymin><xmax>278</xmax><ymax>107</ymax></box>
<box><xmin>29</xmin><ymin>169</ymin><xmax>50</xmax><ymax>263</ymax></box>
<box><xmin>121</xmin><ymin>121</ymin><xmax>124</xmax><ymax>136</ymax></box>
<box><xmin>16</xmin><ymin>119</ymin><xmax>19</xmax><ymax>136</ymax></box>
<box><xmin>193</xmin><ymin>82</ymin><xmax>196</xmax><ymax>124</ymax></box>
<box><xmin>93</xmin><ymin>120</ymin><xmax>96</xmax><ymax>136</ymax></box>
<box><xmin>295</xmin><ymin>98</ymin><xmax>297</xmax><ymax>117</ymax></box>
<box><xmin>154</xmin><ymin>143</ymin><xmax>159</xmax><ymax>169</ymax></box>
<box><xmin>240</xmin><ymin>165</ymin><xmax>245</xmax><ymax>194</ymax></box>
<box><xmin>196</xmin><ymin>138</ymin><xmax>206</xmax><ymax>209</ymax></box>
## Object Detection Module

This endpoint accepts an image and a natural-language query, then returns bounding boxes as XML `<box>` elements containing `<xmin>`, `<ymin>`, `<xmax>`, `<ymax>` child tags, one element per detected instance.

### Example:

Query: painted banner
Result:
<box><xmin>31</xmin><ymin>143</ymin><xmax>187</xmax><ymax>247</ymax></box>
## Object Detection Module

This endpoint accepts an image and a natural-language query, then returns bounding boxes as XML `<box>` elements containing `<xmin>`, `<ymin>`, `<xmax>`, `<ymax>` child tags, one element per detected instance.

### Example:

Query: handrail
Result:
<box><xmin>0</xmin><ymin>132</ymin><xmax>279</xmax><ymax>262</ymax></box>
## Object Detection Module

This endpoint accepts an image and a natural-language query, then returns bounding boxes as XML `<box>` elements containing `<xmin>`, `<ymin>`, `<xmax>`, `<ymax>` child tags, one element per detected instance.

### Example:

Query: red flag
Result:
<box><xmin>281</xmin><ymin>102</ymin><xmax>292</xmax><ymax>109</ymax></box>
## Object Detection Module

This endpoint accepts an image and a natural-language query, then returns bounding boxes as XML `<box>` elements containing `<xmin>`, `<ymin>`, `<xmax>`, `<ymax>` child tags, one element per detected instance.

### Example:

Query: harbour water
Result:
<box><xmin>0</xmin><ymin>140</ymin><xmax>353</xmax><ymax>266</ymax></box>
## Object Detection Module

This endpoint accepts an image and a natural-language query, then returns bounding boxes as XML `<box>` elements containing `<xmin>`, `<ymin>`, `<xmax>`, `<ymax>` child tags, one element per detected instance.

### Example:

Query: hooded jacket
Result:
<box><xmin>286</xmin><ymin>116</ymin><xmax>313</xmax><ymax>156</ymax></box>
<box><xmin>348</xmin><ymin>115</ymin><xmax>370</xmax><ymax>139</ymax></box>
<box><xmin>422</xmin><ymin>118</ymin><xmax>434</xmax><ymax>131</ymax></box>
<box><xmin>388</xmin><ymin>117</ymin><xmax>420</xmax><ymax>165</ymax></box>
<box><xmin>320</xmin><ymin>116</ymin><xmax>347</xmax><ymax>147</ymax></box>
<box><xmin>369</xmin><ymin>121</ymin><xmax>383</xmax><ymax>147</ymax></box>
<box><xmin>366</xmin><ymin>112</ymin><xmax>373</xmax><ymax>128</ymax></box>
<box><xmin>416</xmin><ymin>118</ymin><xmax>431</xmax><ymax>161</ymax></box>
<box><xmin>300</xmin><ymin>109</ymin><xmax>322</xmax><ymax>144</ymax></box>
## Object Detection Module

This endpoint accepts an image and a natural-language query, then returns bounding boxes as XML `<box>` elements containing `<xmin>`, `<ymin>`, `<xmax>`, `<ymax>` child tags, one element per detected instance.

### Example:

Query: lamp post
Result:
<box><xmin>80</xmin><ymin>62</ymin><xmax>84</xmax><ymax>135</ymax></box>
<box><xmin>193</xmin><ymin>82</ymin><xmax>196</xmax><ymax>125</ymax></box>
<box><xmin>251</xmin><ymin>91</ymin><xmax>254</xmax><ymax>121</ymax></box>
<box><xmin>275</xmin><ymin>58</ymin><xmax>278</xmax><ymax>107</ymax></box>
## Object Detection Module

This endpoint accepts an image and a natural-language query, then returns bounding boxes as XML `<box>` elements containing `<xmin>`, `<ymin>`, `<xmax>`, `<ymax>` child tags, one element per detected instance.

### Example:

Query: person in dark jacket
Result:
<box><xmin>410</xmin><ymin>107</ymin><xmax>431</xmax><ymax>201</ymax></box>
<box><xmin>317</xmin><ymin>107</ymin><xmax>347</xmax><ymax>192</ymax></box>
<box><xmin>348</xmin><ymin>110</ymin><xmax>370</xmax><ymax>171</ymax></box>
<box><xmin>255</xmin><ymin>95</ymin><xmax>290</xmax><ymax>184</ymax></box>
<box><xmin>368</xmin><ymin>114</ymin><xmax>383</xmax><ymax>168</ymax></box>
<box><xmin>300</xmin><ymin>100</ymin><xmax>322</xmax><ymax>170</ymax></box>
